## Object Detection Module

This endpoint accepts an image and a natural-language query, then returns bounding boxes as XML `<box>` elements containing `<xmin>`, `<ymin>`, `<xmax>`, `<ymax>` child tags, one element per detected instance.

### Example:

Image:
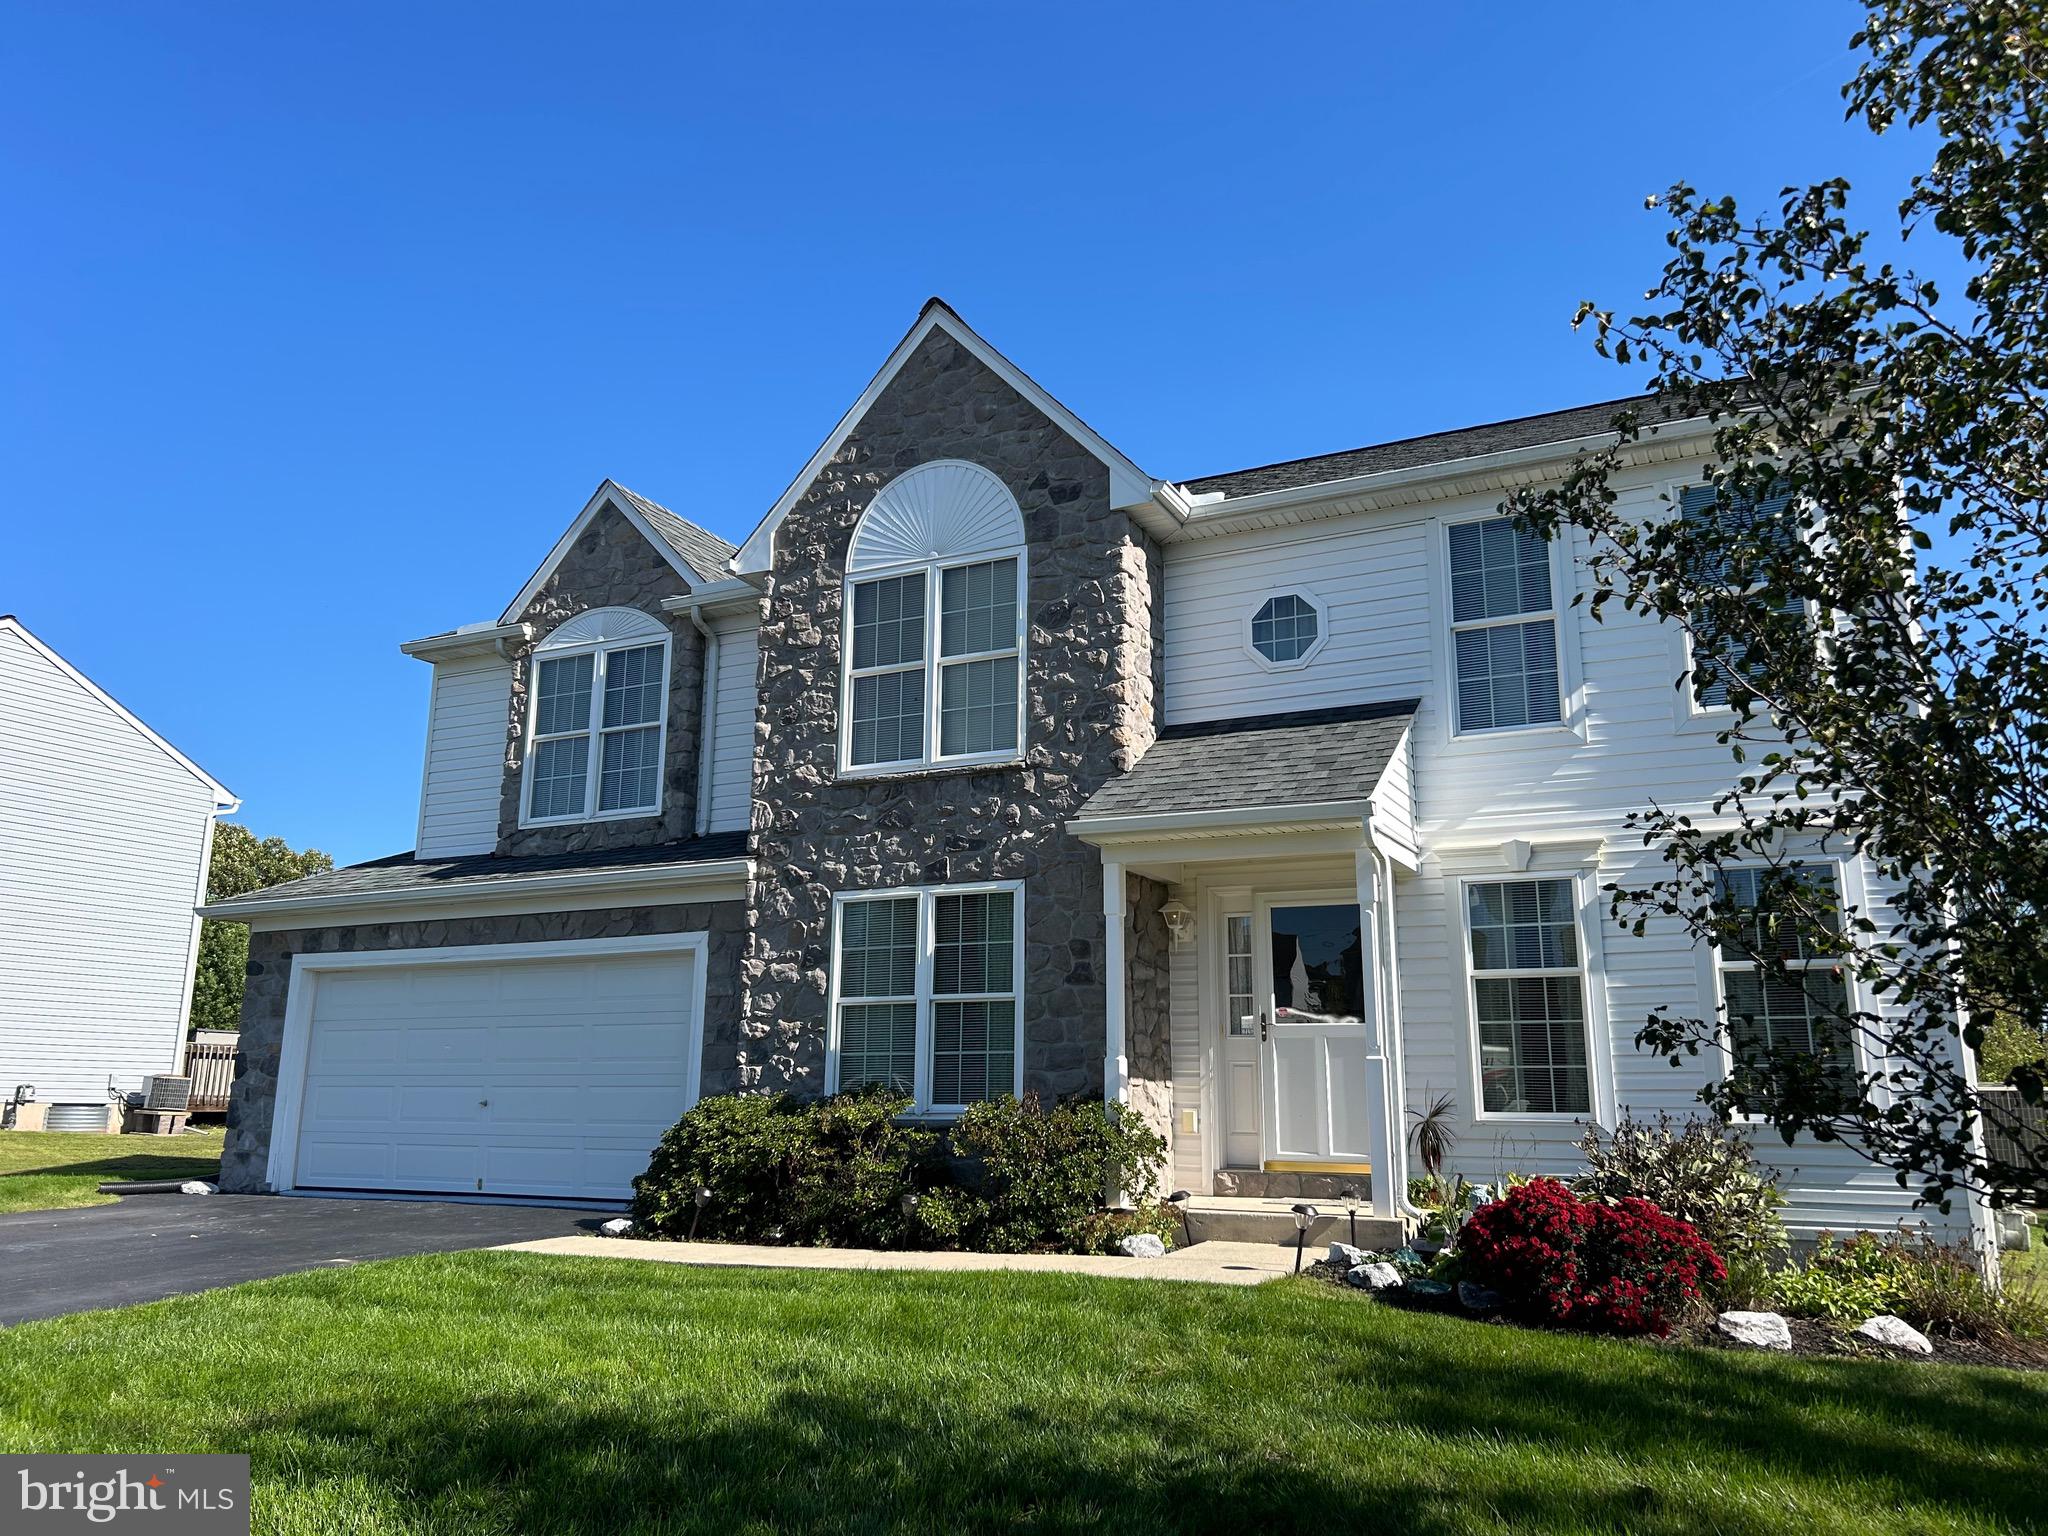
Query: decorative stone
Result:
<box><xmin>1457</xmin><ymin>1281</ymin><xmax>1503</xmax><ymax>1312</ymax></box>
<box><xmin>1117</xmin><ymin>1233</ymin><xmax>1166</xmax><ymax>1259</ymax></box>
<box><xmin>1715</xmin><ymin>1310</ymin><xmax>1793</xmax><ymax>1350</ymax></box>
<box><xmin>1344</xmin><ymin>1262</ymin><xmax>1403</xmax><ymax>1292</ymax></box>
<box><xmin>1328</xmin><ymin>1242</ymin><xmax>1368</xmax><ymax>1269</ymax></box>
<box><xmin>1856</xmin><ymin>1314</ymin><xmax>1934</xmax><ymax>1355</ymax></box>
<box><xmin>599</xmin><ymin>1218</ymin><xmax>636</xmax><ymax>1238</ymax></box>
<box><xmin>179</xmin><ymin>1180</ymin><xmax>217</xmax><ymax>1196</ymax></box>
<box><xmin>1406</xmin><ymin>1278</ymin><xmax>1453</xmax><ymax>1301</ymax></box>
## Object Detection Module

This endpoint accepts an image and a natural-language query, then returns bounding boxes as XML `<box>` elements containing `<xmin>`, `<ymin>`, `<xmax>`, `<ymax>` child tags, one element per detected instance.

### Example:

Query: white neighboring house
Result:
<box><xmin>0</xmin><ymin>616</ymin><xmax>239</xmax><ymax>1131</ymax></box>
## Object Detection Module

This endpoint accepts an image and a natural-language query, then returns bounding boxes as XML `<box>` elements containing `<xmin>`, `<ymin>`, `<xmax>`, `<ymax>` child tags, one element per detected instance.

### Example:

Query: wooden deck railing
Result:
<box><xmin>186</xmin><ymin>1038</ymin><xmax>239</xmax><ymax>1113</ymax></box>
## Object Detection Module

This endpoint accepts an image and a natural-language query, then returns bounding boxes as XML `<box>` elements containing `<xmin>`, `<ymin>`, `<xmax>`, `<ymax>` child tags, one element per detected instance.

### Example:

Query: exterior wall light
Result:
<box><xmin>1160</xmin><ymin>900</ymin><xmax>1195</xmax><ymax>946</ymax></box>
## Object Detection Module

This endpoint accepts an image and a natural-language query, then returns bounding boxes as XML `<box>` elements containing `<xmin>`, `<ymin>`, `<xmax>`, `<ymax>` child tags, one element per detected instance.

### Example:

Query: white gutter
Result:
<box><xmin>400</xmin><ymin>621</ymin><xmax>532</xmax><ymax>662</ymax></box>
<box><xmin>1067</xmin><ymin>798</ymin><xmax>1374</xmax><ymax>842</ymax></box>
<box><xmin>1371</xmin><ymin>841</ymin><xmax>1428</xmax><ymax>1225</ymax></box>
<box><xmin>198</xmin><ymin>856</ymin><xmax>755</xmax><ymax>922</ymax></box>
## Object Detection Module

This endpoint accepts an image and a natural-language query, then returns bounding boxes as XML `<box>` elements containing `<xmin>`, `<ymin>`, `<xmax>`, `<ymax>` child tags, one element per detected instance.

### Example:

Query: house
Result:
<box><xmin>202</xmin><ymin>300</ymin><xmax>1991</xmax><ymax>1255</ymax></box>
<box><xmin>1</xmin><ymin>616</ymin><xmax>238</xmax><ymax>1132</ymax></box>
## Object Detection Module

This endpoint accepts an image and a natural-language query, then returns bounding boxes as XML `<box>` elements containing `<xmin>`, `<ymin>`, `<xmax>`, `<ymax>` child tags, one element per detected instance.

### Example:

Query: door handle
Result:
<box><xmin>479</xmin><ymin>1099</ymin><xmax>490</xmax><ymax>1108</ymax></box>
<box><xmin>1259</xmin><ymin>1011</ymin><xmax>1269</xmax><ymax>1043</ymax></box>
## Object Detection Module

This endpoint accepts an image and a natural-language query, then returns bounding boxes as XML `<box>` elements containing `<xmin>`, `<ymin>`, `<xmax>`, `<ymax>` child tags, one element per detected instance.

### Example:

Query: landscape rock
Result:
<box><xmin>1406</xmin><ymin>1278</ymin><xmax>1453</xmax><ymax>1301</ymax></box>
<box><xmin>1327</xmin><ymin>1242</ymin><xmax>1368</xmax><ymax>1269</ymax></box>
<box><xmin>1715</xmin><ymin>1310</ymin><xmax>1793</xmax><ymax>1350</ymax></box>
<box><xmin>1117</xmin><ymin>1233</ymin><xmax>1167</xmax><ymax>1259</ymax></box>
<box><xmin>179</xmin><ymin>1181</ymin><xmax>216</xmax><ymax>1196</ymax></box>
<box><xmin>599</xmin><ymin>1218</ymin><xmax>636</xmax><ymax>1238</ymax></box>
<box><xmin>1344</xmin><ymin>1262</ymin><xmax>1404</xmax><ymax>1292</ymax></box>
<box><xmin>1856</xmin><ymin>1314</ymin><xmax>1934</xmax><ymax>1355</ymax></box>
<box><xmin>1457</xmin><ymin>1281</ymin><xmax>1503</xmax><ymax>1312</ymax></box>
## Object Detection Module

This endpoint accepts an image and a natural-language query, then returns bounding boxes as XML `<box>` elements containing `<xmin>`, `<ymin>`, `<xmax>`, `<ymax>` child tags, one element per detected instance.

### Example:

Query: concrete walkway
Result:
<box><xmin>495</xmin><ymin>1234</ymin><xmax>1302</xmax><ymax>1286</ymax></box>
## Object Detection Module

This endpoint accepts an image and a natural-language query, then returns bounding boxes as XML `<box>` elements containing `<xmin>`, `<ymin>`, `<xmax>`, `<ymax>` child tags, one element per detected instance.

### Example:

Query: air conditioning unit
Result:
<box><xmin>141</xmin><ymin>1075</ymin><xmax>193</xmax><ymax>1112</ymax></box>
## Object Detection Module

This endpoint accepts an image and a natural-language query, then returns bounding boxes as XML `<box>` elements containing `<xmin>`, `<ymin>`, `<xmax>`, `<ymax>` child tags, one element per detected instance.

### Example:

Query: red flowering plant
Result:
<box><xmin>1458</xmin><ymin>1178</ymin><xmax>1724</xmax><ymax>1336</ymax></box>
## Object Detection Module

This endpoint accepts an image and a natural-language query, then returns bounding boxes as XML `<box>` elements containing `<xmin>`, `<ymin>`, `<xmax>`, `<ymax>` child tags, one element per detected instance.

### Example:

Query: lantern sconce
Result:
<box><xmin>1161</xmin><ymin>899</ymin><xmax>1196</xmax><ymax>947</ymax></box>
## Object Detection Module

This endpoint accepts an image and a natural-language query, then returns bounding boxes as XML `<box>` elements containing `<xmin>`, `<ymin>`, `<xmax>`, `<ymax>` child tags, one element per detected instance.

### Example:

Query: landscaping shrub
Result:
<box><xmin>631</xmin><ymin>1089</ymin><xmax>1164</xmax><ymax>1255</ymax></box>
<box><xmin>1458</xmin><ymin>1177</ymin><xmax>1724</xmax><ymax>1336</ymax></box>
<box><xmin>1776</xmin><ymin>1231</ymin><xmax>2046</xmax><ymax>1341</ymax></box>
<box><xmin>1573</xmin><ymin>1115</ymin><xmax>1788</xmax><ymax>1274</ymax></box>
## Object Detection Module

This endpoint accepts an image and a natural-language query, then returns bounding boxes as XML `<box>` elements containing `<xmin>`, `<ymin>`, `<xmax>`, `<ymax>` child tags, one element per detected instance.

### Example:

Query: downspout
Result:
<box><xmin>1370</xmin><ymin>841</ymin><xmax>1430</xmax><ymax>1225</ymax></box>
<box><xmin>679</xmin><ymin>602</ymin><xmax>720</xmax><ymax>838</ymax></box>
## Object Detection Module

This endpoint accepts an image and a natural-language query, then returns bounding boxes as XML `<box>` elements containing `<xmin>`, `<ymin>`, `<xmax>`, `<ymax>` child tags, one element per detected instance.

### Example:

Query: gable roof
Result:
<box><xmin>499</xmin><ymin>480</ymin><xmax>737</xmax><ymax>623</ymax></box>
<box><xmin>1072</xmin><ymin>699</ymin><xmax>1418</xmax><ymax>824</ymax></box>
<box><xmin>1181</xmin><ymin>393</ymin><xmax>1670</xmax><ymax>500</ymax></box>
<box><xmin>732</xmin><ymin>298</ymin><xmax>1179</xmax><ymax>574</ymax></box>
<box><xmin>0</xmin><ymin>615</ymin><xmax>238</xmax><ymax>809</ymax></box>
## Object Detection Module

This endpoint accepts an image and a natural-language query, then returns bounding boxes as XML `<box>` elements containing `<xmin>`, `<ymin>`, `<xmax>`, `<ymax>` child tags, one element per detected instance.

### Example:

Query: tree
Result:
<box><xmin>189</xmin><ymin>824</ymin><xmax>332</xmax><ymax>1032</ymax></box>
<box><xmin>1504</xmin><ymin>1</ymin><xmax>2047</xmax><ymax>1206</ymax></box>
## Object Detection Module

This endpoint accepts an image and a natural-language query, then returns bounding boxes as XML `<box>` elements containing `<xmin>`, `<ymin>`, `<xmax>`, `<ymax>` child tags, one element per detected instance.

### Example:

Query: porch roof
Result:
<box><xmin>1073</xmin><ymin>699</ymin><xmax>1419</xmax><ymax>829</ymax></box>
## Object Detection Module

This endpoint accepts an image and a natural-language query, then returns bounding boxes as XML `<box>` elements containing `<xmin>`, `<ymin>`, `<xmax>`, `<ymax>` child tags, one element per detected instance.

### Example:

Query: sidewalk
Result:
<box><xmin>495</xmin><ymin>1235</ymin><xmax>1300</xmax><ymax>1286</ymax></box>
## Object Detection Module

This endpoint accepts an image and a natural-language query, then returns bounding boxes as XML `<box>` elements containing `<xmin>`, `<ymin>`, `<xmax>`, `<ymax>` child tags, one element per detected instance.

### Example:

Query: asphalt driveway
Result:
<box><xmin>0</xmin><ymin>1194</ymin><xmax>599</xmax><ymax>1325</ymax></box>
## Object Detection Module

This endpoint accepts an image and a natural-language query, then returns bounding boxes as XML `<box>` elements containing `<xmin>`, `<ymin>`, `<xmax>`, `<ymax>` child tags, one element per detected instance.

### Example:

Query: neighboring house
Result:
<box><xmin>1</xmin><ymin>616</ymin><xmax>238</xmax><ymax>1131</ymax></box>
<box><xmin>203</xmin><ymin>301</ymin><xmax>1991</xmax><ymax>1255</ymax></box>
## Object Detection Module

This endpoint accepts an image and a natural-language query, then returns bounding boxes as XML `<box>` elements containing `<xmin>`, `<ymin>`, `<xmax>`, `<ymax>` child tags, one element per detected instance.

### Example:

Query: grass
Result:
<box><xmin>0</xmin><ymin>1126</ymin><xmax>224</xmax><ymax>1212</ymax></box>
<box><xmin>2009</xmin><ymin>1211</ymin><xmax>2048</xmax><ymax>1301</ymax></box>
<box><xmin>1</xmin><ymin>1254</ymin><xmax>2042</xmax><ymax>1535</ymax></box>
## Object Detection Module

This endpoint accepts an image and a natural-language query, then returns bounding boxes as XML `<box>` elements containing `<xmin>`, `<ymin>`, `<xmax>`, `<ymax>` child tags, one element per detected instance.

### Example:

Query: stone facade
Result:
<box><xmin>1125</xmin><ymin>873</ymin><xmax>1174</xmax><ymax>1151</ymax></box>
<box><xmin>218</xmin><ymin>901</ymin><xmax>745</xmax><ymax>1192</ymax></box>
<box><xmin>741</xmin><ymin>329</ymin><xmax>1161</xmax><ymax>1101</ymax></box>
<box><xmin>496</xmin><ymin>499</ymin><xmax>707</xmax><ymax>856</ymax></box>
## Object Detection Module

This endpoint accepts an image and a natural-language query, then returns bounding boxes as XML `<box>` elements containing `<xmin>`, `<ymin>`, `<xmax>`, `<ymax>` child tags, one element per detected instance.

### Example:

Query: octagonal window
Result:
<box><xmin>1248</xmin><ymin>592</ymin><xmax>1324</xmax><ymax>668</ymax></box>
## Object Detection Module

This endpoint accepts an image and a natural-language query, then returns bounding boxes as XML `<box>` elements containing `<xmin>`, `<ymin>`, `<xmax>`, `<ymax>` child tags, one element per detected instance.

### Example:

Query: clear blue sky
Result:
<box><xmin>3</xmin><ymin>3</ymin><xmax>1937</xmax><ymax>867</ymax></box>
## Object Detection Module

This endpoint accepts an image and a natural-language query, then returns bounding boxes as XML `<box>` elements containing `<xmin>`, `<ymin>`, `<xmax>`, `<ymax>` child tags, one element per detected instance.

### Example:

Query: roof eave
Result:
<box><xmin>1067</xmin><ymin>798</ymin><xmax>1375</xmax><ymax>843</ymax></box>
<box><xmin>197</xmin><ymin>855</ymin><xmax>757</xmax><ymax>923</ymax></box>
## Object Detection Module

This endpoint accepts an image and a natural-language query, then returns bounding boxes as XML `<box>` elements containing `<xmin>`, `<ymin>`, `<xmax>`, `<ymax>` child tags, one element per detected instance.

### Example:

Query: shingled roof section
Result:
<box><xmin>1182</xmin><ymin>393</ymin><xmax>1674</xmax><ymax>500</ymax></box>
<box><xmin>204</xmin><ymin>830</ymin><xmax>750</xmax><ymax>912</ymax></box>
<box><xmin>1076</xmin><ymin>700</ymin><xmax>1420</xmax><ymax>822</ymax></box>
<box><xmin>610</xmin><ymin>484</ymin><xmax>740</xmax><ymax>585</ymax></box>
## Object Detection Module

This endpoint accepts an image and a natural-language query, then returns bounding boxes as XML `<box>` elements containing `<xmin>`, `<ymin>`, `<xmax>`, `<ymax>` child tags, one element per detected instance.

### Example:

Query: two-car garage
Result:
<box><xmin>272</xmin><ymin>935</ymin><xmax>706</xmax><ymax>1204</ymax></box>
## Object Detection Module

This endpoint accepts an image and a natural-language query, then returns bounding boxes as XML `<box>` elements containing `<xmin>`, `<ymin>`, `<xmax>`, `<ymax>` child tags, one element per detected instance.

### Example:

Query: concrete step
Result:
<box><xmin>1211</xmin><ymin>1169</ymin><xmax>1377</xmax><ymax>1200</ymax></box>
<box><xmin>1180</xmin><ymin>1196</ymin><xmax>1408</xmax><ymax>1251</ymax></box>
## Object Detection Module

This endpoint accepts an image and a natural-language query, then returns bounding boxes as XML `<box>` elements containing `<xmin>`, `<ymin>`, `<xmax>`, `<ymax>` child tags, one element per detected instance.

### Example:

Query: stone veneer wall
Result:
<box><xmin>1125</xmin><ymin>873</ymin><xmax>1174</xmax><ymax>1158</ymax></box>
<box><xmin>218</xmin><ymin>901</ymin><xmax>745</xmax><ymax>1192</ymax></box>
<box><xmin>496</xmin><ymin>500</ymin><xmax>708</xmax><ymax>857</ymax></box>
<box><xmin>740</xmin><ymin>328</ymin><xmax>1161</xmax><ymax>1101</ymax></box>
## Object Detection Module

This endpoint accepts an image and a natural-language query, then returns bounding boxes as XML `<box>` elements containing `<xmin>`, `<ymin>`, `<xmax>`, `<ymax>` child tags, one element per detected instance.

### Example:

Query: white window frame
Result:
<box><xmin>838</xmin><ymin>551</ymin><xmax>1029</xmax><ymax>777</ymax></box>
<box><xmin>825</xmin><ymin>879</ymin><xmax>1026</xmax><ymax>1115</ymax></box>
<box><xmin>1439</xmin><ymin>512</ymin><xmax>1574</xmax><ymax>742</ymax></box>
<box><xmin>520</xmin><ymin>629</ymin><xmax>671</xmax><ymax>828</ymax></box>
<box><xmin>1454</xmin><ymin>868</ymin><xmax>1612</xmax><ymax>1125</ymax></box>
<box><xmin>1242</xmin><ymin>587</ymin><xmax>1330</xmax><ymax>672</ymax></box>
<box><xmin>1703</xmin><ymin>858</ymin><xmax>1866</xmax><ymax>1112</ymax></box>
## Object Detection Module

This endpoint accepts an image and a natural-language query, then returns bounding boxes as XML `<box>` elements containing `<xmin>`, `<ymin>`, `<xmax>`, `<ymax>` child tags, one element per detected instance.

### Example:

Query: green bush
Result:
<box><xmin>631</xmin><ymin>1089</ymin><xmax>1166</xmax><ymax>1255</ymax></box>
<box><xmin>1774</xmin><ymin>1231</ymin><xmax>2045</xmax><ymax>1341</ymax></box>
<box><xmin>1573</xmin><ymin>1115</ymin><xmax>1789</xmax><ymax>1273</ymax></box>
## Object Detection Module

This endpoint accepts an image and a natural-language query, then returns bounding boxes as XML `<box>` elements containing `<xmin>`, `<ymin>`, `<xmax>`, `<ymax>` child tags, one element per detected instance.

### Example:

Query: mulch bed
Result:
<box><xmin>1303</xmin><ymin>1259</ymin><xmax>2048</xmax><ymax>1371</ymax></box>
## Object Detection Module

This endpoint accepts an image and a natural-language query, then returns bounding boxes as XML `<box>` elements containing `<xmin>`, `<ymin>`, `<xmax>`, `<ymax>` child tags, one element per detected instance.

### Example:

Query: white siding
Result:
<box><xmin>706</xmin><ymin>618</ymin><xmax>758</xmax><ymax>834</ymax></box>
<box><xmin>0</xmin><ymin>628</ymin><xmax>220</xmax><ymax>1103</ymax></box>
<box><xmin>416</xmin><ymin>655</ymin><xmax>512</xmax><ymax>859</ymax></box>
<box><xmin>1167</xmin><ymin>919</ymin><xmax>1204</xmax><ymax>1190</ymax></box>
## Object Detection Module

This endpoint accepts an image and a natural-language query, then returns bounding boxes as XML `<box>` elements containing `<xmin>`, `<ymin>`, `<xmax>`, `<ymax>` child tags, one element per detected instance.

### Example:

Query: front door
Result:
<box><xmin>1256</xmin><ymin>900</ymin><xmax>1374</xmax><ymax>1171</ymax></box>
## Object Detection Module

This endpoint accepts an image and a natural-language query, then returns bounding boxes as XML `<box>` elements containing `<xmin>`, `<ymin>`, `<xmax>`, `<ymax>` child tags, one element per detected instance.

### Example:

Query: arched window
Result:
<box><xmin>840</xmin><ymin>461</ymin><xmax>1027</xmax><ymax>773</ymax></box>
<box><xmin>522</xmin><ymin>606</ymin><xmax>670</xmax><ymax>824</ymax></box>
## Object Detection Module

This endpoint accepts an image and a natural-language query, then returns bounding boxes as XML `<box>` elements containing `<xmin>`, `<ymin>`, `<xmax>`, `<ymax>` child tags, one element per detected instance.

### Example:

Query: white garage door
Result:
<box><xmin>293</xmin><ymin>947</ymin><xmax>698</xmax><ymax>1201</ymax></box>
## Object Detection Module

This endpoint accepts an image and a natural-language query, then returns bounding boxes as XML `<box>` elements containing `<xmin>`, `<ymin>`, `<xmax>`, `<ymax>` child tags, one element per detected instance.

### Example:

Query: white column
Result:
<box><xmin>1356</xmin><ymin>845</ymin><xmax>1398</xmax><ymax>1220</ymax></box>
<box><xmin>1102</xmin><ymin>858</ymin><xmax>1128</xmax><ymax>1109</ymax></box>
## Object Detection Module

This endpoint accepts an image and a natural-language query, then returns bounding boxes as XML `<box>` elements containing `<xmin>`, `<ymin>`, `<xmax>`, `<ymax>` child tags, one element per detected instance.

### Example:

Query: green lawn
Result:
<box><xmin>2010</xmin><ymin>1212</ymin><xmax>2048</xmax><ymax>1300</ymax></box>
<box><xmin>0</xmin><ymin>1126</ymin><xmax>224</xmax><ymax>1212</ymax></box>
<box><xmin>1</xmin><ymin>1254</ymin><xmax>2041</xmax><ymax>1535</ymax></box>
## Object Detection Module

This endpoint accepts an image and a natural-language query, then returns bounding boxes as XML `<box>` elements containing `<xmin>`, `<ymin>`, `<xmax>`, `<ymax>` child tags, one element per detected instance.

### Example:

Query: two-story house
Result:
<box><xmin>205</xmin><ymin>300</ymin><xmax>1989</xmax><ymax>1255</ymax></box>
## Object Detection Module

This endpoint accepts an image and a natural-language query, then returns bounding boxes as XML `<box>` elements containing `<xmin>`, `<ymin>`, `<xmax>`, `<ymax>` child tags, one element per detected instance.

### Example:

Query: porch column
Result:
<box><xmin>1102</xmin><ymin>858</ymin><xmax>1127</xmax><ymax>1108</ymax></box>
<box><xmin>1355</xmin><ymin>846</ymin><xmax>1398</xmax><ymax>1221</ymax></box>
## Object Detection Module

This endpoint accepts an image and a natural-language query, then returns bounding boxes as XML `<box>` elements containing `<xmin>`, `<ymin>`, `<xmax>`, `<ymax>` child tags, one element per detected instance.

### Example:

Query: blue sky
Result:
<box><xmin>3</xmin><ymin>4</ymin><xmax>1937</xmax><ymax>866</ymax></box>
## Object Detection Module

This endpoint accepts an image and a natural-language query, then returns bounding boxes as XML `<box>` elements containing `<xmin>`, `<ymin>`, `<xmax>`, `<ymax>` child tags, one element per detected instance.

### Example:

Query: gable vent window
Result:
<box><xmin>841</xmin><ymin>461</ymin><xmax>1027</xmax><ymax>774</ymax></box>
<box><xmin>522</xmin><ymin>607</ymin><xmax>670</xmax><ymax>825</ymax></box>
<box><xmin>1246</xmin><ymin>591</ymin><xmax>1325</xmax><ymax>669</ymax></box>
<box><xmin>1448</xmin><ymin>518</ymin><xmax>1562</xmax><ymax>733</ymax></box>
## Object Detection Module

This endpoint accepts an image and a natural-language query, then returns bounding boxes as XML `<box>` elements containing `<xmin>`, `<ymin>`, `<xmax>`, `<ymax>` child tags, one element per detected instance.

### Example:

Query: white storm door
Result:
<box><xmin>1257</xmin><ymin>900</ymin><xmax>1374</xmax><ymax>1168</ymax></box>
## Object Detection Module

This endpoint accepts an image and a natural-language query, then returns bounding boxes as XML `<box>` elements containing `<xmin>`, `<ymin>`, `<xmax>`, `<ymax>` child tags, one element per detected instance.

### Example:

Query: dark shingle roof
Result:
<box><xmin>206</xmin><ymin>831</ymin><xmax>750</xmax><ymax>912</ymax></box>
<box><xmin>1182</xmin><ymin>394</ymin><xmax>1674</xmax><ymax>500</ymax></box>
<box><xmin>1076</xmin><ymin>700</ymin><xmax>1419</xmax><ymax>822</ymax></box>
<box><xmin>610</xmin><ymin>484</ymin><xmax>739</xmax><ymax>585</ymax></box>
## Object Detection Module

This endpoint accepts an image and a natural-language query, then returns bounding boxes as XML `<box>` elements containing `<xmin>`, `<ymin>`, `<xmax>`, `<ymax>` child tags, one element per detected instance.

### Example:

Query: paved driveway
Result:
<box><xmin>0</xmin><ymin>1194</ymin><xmax>599</xmax><ymax>1325</ymax></box>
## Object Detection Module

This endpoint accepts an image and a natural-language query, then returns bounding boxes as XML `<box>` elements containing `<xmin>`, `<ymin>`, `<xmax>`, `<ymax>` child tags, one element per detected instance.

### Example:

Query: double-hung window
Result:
<box><xmin>1713</xmin><ymin>866</ymin><xmax>1855</xmax><ymax>1104</ymax></box>
<box><xmin>834</xmin><ymin>883</ymin><xmax>1022</xmax><ymax>1112</ymax></box>
<box><xmin>1679</xmin><ymin>483</ymin><xmax>1807</xmax><ymax>711</ymax></box>
<box><xmin>845</xmin><ymin>556</ymin><xmax>1023</xmax><ymax>771</ymax></box>
<box><xmin>1448</xmin><ymin>518</ymin><xmax>1562</xmax><ymax>733</ymax></box>
<box><xmin>1465</xmin><ymin>877</ymin><xmax>1592</xmax><ymax>1115</ymax></box>
<box><xmin>525</xmin><ymin>621</ymin><xmax>668</xmax><ymax>824</ymax></box>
